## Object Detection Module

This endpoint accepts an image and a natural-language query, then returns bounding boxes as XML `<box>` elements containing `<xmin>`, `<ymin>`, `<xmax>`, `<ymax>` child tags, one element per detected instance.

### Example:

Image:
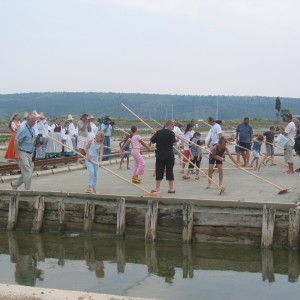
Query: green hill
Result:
<box><xmin>0</xmin><ymin>92</ymin><xmax>299</xmax><ymax>121</ymax></box>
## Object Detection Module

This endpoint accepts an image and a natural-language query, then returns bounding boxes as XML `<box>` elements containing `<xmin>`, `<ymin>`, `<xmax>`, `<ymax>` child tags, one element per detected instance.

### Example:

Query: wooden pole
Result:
<box><xmin>288</xmin><ymin>208</ymin><xmax>300</xmax><ymax>249</ymax></box>
<box><xmin>7</xmin><ymin>193</ymin><xmax>19</xmax><ymax>231</ymax></box>
<box><xmin>116</xmin><ymin>198</ymin><xmax>126</xmax><ymax>237</ymax></box>
<box><xmin>261</xmin><ymin>249</ymin><xmax>275</xmax><ymax>282</ymax></box>
<box><xmin>116</xmin><ymin>240</ymin><xmax>126</xmax><ymax>273</ymax></box>
<box><xmin>145</xmin><ymin>200</ymin><xmax>159</xmax><ymax>241</ymax></box>
<box><xmin>182</xmin><ymin>244</ymin><xmax>194</xmax><ymax>278</ymax></box>
<box><xmin>261</xmin><ymin>205</ymin><xmax>276</xmax><ymax>248</ymax></box>
<box><xmin>182</xmin><ymin>202</ymin><xmax>194</xmax><ymax>243</ymax></box>
<box><xmin>83</xmin><ymin>201</ymin><xmax>95</xmax><ymax>234</ymax></box>
<box><xmin>32</xmin><ymin>196</ymin><xmax>45</xmax><ymax>233</ymax></box>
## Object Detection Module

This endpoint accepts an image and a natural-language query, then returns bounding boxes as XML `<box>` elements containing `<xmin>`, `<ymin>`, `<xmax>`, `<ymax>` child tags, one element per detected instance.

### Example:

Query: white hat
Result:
<box><xmin>88</xmin><ymin>115</ymin><xmax>95</xmax><ymax>120</ymax></box>
<box><xmin>67</xmin><ymin>114</ymin><xmax>74</xmax><ymax>121</ymax></box>
<box><xmin>39</xmin><ymin>112</ymin><xmax>46</xmax><ymax>119</ymax></box>
<box><xmin>32</xmin><ymin>110</ymin><xmax>40</xmax><ymax>118</ymax></box>
<box><xmin>23</xmin><ymin>112</ymin><xmax>29</xmax><ymax>119</ymax></box>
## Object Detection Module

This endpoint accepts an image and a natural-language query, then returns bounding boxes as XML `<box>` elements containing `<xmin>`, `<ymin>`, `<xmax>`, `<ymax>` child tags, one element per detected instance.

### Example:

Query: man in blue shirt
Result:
<box><xmin>11</xmin><ymin>114</ymin><xmax>37</xmax><ymax>190</ymax></box>
<box><xmin>236</xmin><ymin>117</ymin><xmax>253</xmax><ymax>167</ymax></box>
<box><xmin>100</xmin><ymin>117</ymin><xmax>113</xmax><ymax>161</ymax></box>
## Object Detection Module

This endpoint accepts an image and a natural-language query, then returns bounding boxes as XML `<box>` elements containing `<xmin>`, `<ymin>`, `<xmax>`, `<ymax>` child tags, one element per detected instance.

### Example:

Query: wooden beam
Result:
<box><xmin>145</xmin><ymin>200</ymin><xmax>159</xmax><ymax>241</ymax></box>
<box><xmin>116</xmin><ymin>240</ymin><xmax>126</xmax><ymax>273</ymax></box>
<box><xmin>261</xmin><ymin>249</ymin><xmax>275</xmax><ymax>282</ymax></box>
<box><xmin>7</xmin><ymin>193</ymin><xmax>19</xmax><ymax>231</ymax></box>
<box><xmin>32</xmin><ymin>196</ymin><xmax>45</xmax><ymax>233</ymax></box>
<box><xmin>83</xmin><ymin>201</ymin><xmax>95</xmax><ymax>234</ymax></box>
<box><xmin>116</xmin><ymin>198</ymin><xmax>126</xmax><ymax>238</ymax></box>
<box><xmin>261</xmin><ymin>205</ymin><xmax>276</xmax><ymax>248</ymax></box>
<box><xmin>288</xmin><ymin>251</ymin><xmax>299</xmax><ymax>283</ymax></box>
<box><xmin>182</xmin><ymin>202</ymin><xmax>194</xmax><ymax>243</ymax></box>
<box><xmin>145</xmin><ymin>241</ymin><xmax>158</xmax><ymax>273</ymax></box>
<box><xmin>182</xmin><ymin>243</ymin><xmax>194</xmax><ymax>278</ymax></box>
<box><xmin>288</xmin><ymin>208</ymin><xmax>300</xmax><ymax>249</ymax></box>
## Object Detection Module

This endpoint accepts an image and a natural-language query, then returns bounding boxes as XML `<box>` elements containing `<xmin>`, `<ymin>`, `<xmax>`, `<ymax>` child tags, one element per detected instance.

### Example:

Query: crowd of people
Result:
<box><xmin>3</xmin><ymin>110</ymin><xmax>300</xmax><ymax>194</ymax></box>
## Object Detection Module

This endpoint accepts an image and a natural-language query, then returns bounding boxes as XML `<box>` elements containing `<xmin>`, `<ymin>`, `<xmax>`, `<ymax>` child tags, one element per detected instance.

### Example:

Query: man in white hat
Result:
<box><xmin>87</xmin><ymin>115</ymin><xmax>98</xmax><ymax>141</ymax></box>
<box><xmin>21</xmin><ymin>112</ymin><xmax>28</xmax><ymax>127</ymax></box>
<box><xmin>67</xmin><ymin>114</ymin><xmax>77</xmax><ymax>150</ymax></box>
<box><xmin>35</xmin><ymin>112</ymin><xmax>48</xmax><ymax>159</ymax></box>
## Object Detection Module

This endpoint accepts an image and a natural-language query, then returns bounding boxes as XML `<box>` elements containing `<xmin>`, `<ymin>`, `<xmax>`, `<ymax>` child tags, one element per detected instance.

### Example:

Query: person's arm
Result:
<box><xmin>99</xmin><ymin>143</ymin><xmax>104</xmax><ymax>166</ymax></box>
<box><xmin>14</xmin><ymin>140</ymin><xmax>20</xmax><ymax>161</ymax></box>
<box><xmin>250</xmin><ymin>127</ymin><xmax>254</xmax><ymax>143</ymax></box>
<box><xmin>235</xmin><ymin>125</ymin><xmax>239</xmax><ymax>143</ymax></box>
<box><xmin>11</xmin><ymin>122</ymin><xmax>18</xmax><ymax>132</ymax></box>
<box><xmin>84</xmin><ymin>140</ymin><xmax>92</xmax><ymax>161</ymax></box>
<box><xmin>139</xmin><ymin>139</ymin><xmax>152</xmax><ymax>151</ymax></box>
<box><xmin>197</xmin><ymin>141</ymin><xmax>201</xmax><ymax>160</ymax></box>
<box><xmin>225</xmin><ymin>147</ymin><xmax>238</xmax><ymax>167</ymax></box>
<box><xmin>121</xmin><ymin>139</ymin><xmax>130</xmax><ymax>151</ymax></box>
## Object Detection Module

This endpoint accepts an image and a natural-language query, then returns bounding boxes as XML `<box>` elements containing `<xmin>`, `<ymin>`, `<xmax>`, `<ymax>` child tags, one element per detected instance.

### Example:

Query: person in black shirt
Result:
<box><xmin>150</xmin><ymin>120</ymin><xmax>177</xmax><ymax>193</ymax></box>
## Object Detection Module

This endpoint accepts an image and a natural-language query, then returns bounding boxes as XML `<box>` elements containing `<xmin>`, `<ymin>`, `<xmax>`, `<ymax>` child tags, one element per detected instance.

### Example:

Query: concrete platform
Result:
<box><xmin>0</xmin><ymin>146</ymin><xmax>299</xmax><ymax>204</ymax></box>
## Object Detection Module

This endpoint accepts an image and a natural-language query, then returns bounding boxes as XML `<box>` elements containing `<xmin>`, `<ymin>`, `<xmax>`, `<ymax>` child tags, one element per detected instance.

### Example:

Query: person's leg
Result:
<box><xmin>126</xmin><ymin>157</ymin><xmax>130</xmax><ymax>169</ymax></box>
<box><xmin>85</xmin><ymin>160</ymin><xmax>94</xmax><ymax>191</ymax></box>
<box><xmin>93</xmin><ymin>163</ymin><xmax>99</xmax><ymax>191</ymax></box>
<box><xmin>217</xmin><ymin>164</ymin><xmax>223</xmax><ymax>187</ymax></box>
<box><xmin>207</xmin><ymin>164</ymin><xmax>214</xmax><ymax>188</ymax></box>
<box><xmin>135</xmin><ymin>152</ymin><xmax>146</xmax><ymax>177</ymax></box>
<box><xmin>153</xmin><ymin>158</ymin><xmax>164</xmax><ymax>191</ymax></box>
<box><xmin>131</xmin><ymin>151</ymin><xmax>139</xmax><ymax>179</ymax></box>
<box><xmin>165</xmin><ymin>158</ymin><xmax>175</xmax><ymax>192</ymax></box>
<box><xmin>284</xmin><ymin>146</ymin><xmax>294</xmax><ymax>173</ymax></box>
<box><xmin>118</xmin><ymin>157</ymin><xmax>124</xmax><ymax>169</ymax></box>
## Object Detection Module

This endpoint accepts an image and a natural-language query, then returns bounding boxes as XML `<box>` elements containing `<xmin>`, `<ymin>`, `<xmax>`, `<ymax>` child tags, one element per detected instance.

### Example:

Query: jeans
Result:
<box><xmin>85</xmin><ymin>159</ymin><xmax>99</xmax><ymax>188</ymax></box>
<box><xmin>102</xmin><ymin>136</ymin><xmax>110</xmax><ymax>161</ymax></box>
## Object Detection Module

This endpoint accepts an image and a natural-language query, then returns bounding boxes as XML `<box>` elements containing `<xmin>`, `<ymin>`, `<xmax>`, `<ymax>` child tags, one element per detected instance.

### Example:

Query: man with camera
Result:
<box><xmin>10</xmin><ymin>114</ymin><xmax>41</xmax><ymax>190</ymax></box>
<box><xmin>100</xmin><ymin>116</ymin><xmax>114</xmax><ymax>161</ymax></box>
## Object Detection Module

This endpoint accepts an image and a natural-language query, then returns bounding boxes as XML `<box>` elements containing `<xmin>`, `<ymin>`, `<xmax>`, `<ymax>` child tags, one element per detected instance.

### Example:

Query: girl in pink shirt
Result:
<box><xmin>123</xmin><ymin>125</ymin><xmax>152</xmax><ymax>183</ymax></box>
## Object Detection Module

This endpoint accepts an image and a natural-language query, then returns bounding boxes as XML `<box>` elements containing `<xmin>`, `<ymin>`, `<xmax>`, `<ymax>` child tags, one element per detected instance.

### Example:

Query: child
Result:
<box><xmin>123</xmin><ymin>125</ymin><xmax>152</xmax><ymax>183</ymax></box>
<box><xmin>250</xmin><ymin>134</ymin><xmax>264</xmax><ymax>169</ymax></box>
<box><xmin>181</xmin><ymin>123</ymin><xmax>194</xmax><ymax>174</ymax></box>
<box><xmin>118</xmin><ymin>134</ymin><xmax>131</xmax><ymax>170</ymax></box>
<box><xmin>84</xmin><ymin>132</ymin><xmax>104</xmax><ymax>193</ymax></box>
<box><xmin>261</xmin><ymin>126</ymin><xmax>276</xmax><ymax>166</ymax></box>
<box><xmin>207</xmin><ymin>137</ymin><xmax>238</xmax><ymax>189</ymax></box>
<box><xmin>187</xmin><ymin>132</ymin><xmax>202</xmax><ymax>180</ymax></box>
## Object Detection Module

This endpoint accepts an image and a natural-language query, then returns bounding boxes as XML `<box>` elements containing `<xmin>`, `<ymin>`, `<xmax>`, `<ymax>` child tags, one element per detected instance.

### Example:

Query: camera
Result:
<box><xmin>275</xmin><ymin>127</ymin><xmax>280</xmax><ymax>131</ymax></box>
<box><xmin>98</xmin><ymin>116</ymin><xmax>115</xmax><ymax>126</ymax></box>
<box><xmin>35</xmin><ymin>133</ymin><xmax>44</xmax><ymax>146</ymax></box>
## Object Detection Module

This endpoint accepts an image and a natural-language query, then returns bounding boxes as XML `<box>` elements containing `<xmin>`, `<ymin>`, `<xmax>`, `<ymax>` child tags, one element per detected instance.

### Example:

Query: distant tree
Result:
<box><xmin>275</xmin><ymin>97</ymin><xmax>281</xmax><ymax>121</ymax></box>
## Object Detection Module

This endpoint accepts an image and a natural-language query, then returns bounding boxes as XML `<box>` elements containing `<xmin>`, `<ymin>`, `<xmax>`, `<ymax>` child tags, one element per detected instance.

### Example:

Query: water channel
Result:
<box><xmin>0</xmin><ymin>231</ymin><xmax>300</xmax><ymax>299</ymax></box>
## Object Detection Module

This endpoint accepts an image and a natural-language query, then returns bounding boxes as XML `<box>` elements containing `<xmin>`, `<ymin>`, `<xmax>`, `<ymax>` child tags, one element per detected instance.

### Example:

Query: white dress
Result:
<box><xmin>61</xmin><ymin>128</ymin><xmax>75</xmax><ymax>156</ymax></box>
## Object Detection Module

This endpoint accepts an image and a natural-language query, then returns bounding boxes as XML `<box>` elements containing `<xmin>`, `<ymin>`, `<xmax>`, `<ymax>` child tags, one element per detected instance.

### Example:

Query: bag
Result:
<box><xmin>276</xmin><ymin>134</ymin><xmax>288</xmax><ymax>148</ymax></box>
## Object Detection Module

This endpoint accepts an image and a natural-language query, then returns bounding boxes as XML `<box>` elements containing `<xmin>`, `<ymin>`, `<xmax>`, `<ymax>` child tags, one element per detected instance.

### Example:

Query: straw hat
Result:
<box><xmin>32</xmin><ymin>110</ymin><xmax>40</xmax><ymax>118</ymax></box>
<box><xmin>23</xmin><ymin>112</ymin><xmax>29</xmax><ymax>119</ymax></box>
<box><xmin>67</xmin><ymin>114</ymin><xmax>74</xmax><ymax>121</ymax></box>
<box><xmin>39</xmin><ymin>112</ymin><xmax>46</xmax><ymax>119</ymax></box>
<box><xmin>88</xmin><ymin>115</ymin><xmax>95</xmax><ymax>120</ymax></box>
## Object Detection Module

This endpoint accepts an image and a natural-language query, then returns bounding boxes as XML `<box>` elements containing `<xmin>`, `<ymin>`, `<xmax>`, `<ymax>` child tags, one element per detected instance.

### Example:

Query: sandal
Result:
<box><xmin>195</xmin><ymin>176</ymin><xmax>200</xmax><ymax>180</ymax></box>
<box><xmin>85</xmin><ymin>188</ymin><xmax>92</xmax><ymax>193</ymax></box>
<box><xmin>181</xmin><ymin>175</ymin><xmax>190</xmax><ymax>179</ymax></box>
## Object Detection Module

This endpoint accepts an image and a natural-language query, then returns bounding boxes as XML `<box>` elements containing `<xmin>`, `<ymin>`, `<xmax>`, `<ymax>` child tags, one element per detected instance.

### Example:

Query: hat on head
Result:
<box><xmin>67</xmin><ymin>114</ymin><xmax>74</xmax><ymax>121</ymax></box>
<box><xmin>23</xmin><ymin>112</ymin><xmax>29</xmax><ymax>119</ymax></box>
<box><xmin>292</xmin><ymin>118</ymin><xmax>300</xmax><ymax>125</ymax></box>
<box><xmin>88</xmin><ymin>115</ymin><xmax>95</xmax><ymax>120</ymax></box>
<box><xmin>39</xmin><ymin>112</ymin><xmax>45</xmax><ymax>119</ymax></box>
<box><xmin>32</xmin><ymin>110</ymin><xmax>40</xmax><ymax>118</ymax></box>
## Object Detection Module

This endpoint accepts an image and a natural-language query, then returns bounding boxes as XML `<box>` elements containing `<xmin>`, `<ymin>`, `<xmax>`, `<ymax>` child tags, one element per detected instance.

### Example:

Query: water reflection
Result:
<box><xmin>0</xmin><ymin>231</ymin><xmax>299</xmax><ymax>292</ymax></box>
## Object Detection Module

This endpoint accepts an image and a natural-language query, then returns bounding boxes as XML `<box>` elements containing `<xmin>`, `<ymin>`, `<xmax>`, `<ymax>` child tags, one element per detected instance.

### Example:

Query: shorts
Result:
<box><xmin>77</xmin><ymin>136</ymin><xmax>88</xmax><ymax>150</ymax></box>
<box><xmin>182</xmin><ymin>150</ymin><xmax>190</xmax><ymax>163</ymax></box>
<box><xmin>239</xmin><ymin>142</ymin><xmax>251</xmax><ymax>152</ymax></box>
<box><xmin>235</xmin><ymin>146</ymin><xmax>240</xmax><ymax>154</ymax></box>
<box><xmin>265</xmin><ymin>144</ymin><xmax>274</xmax><ymax>156</ymax></box>
<box><xmin>284</xmin><ymin>145</ymin><xmax>294</xmax><ymax>164</ymax></box>
<box><xmin>251</xmin><ymin>150</ymin><xmax>260</xmax><ymax>158</ymax></box>
<box><xmin>208</xmin><ymin>154</ymin><xmax>223</xmax><ymax>165</ymax></box>
<box><xmin>188</xmin><ymin>156</ymin><xmax>202</xmax><ymax>169</ymax></box>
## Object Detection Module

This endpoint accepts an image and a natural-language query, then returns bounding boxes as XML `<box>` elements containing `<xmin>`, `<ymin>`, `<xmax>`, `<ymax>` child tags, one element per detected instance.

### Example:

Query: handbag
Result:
<box><xmin>276</xmin><ymin>133</ymin><xmax>288</xmax><ymax>148</ymax></box>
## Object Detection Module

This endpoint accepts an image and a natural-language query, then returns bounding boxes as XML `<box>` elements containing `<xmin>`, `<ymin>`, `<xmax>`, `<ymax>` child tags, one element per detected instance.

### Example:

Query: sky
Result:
<box><xmin>0</xmin><ymin>0</ymin><xmax>299</xmax><ymax>97</ymax></box>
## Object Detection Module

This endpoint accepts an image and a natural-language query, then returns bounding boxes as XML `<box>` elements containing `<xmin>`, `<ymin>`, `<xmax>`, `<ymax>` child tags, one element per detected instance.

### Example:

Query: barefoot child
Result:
<box><xmin>123</xmin><ymin>125</ymin><xmax>152</xmax><ymax>183</ymax></box>
<box><xmin>186</xmin><ymin>132</ymin><xmax>202</xmax><ymax>180</ymax></box>
<box><xmin>250</xmin><ymin>134</ymin><xmax>264</xmax><ymax>169</ymax></box>
<box><xmin>85</xmin><ymin>132</ymin><xmax>104</xmax><ymax>193</ymax></box>
<box><xmin>207</xmin><ymin>137</ymin><xmax>238</xmax><ymax>189</ymax></box>
<box><xmin>118</xmin><ymin>134</ymin><xmax>130</xmax><ymax>170</ymax></box>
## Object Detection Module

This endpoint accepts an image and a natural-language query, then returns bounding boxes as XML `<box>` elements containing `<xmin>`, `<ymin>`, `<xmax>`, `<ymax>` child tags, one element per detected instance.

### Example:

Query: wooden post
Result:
<box><xmin>116</xmin><ymin>198</ymin><xmax>126</xmax><ymax>238</ymax></box>
<box><xmin>32</xmin><ymin>196</ymin><xmax>45</xmax><ymax>233</ymax></box>
<box><xmin>261</xmin><ymin>205</ymin><xmax>276</xmax><ymax>248</ymax></box>
<box><xmin>7</xmin><ymin>232</ymin><xmax>19</xmax><ymax>263</ymax></box>
<box><xmin>57</xmin><ymin>198</ymin><xmax>65</xmax><ymax>233</ymax></box>
<box><xmin>145</xmin><ymin>200</ymin><xmax>158</xmax><ymax>241</ymax></box>
<box><xmin>182</xmin><ymin>202</ymin><xmax>194</xmax><ymax>243</ymax></box>
<box><xmin>288</xmin><ymin>208</ymin><xmax>300</xmax><ymax>249</ymax></box>
<box><xmin>83</xmin><ymin>201</ymin><xmax>95</xmax><ymax>234</ymax></box>
<box><xmin>32</xmin><ymin>234</ymin><xmax>45</xmax><ymax>261</ymax></box>
<box><xmin>261</xmin><ymin>249</ymin><xmax>275</xmax><ymax>282</ymax></box>
<box><xmin>7</xmin><ymin>193</ymin><xmax>19</xmax><ymax>231</ymax></box>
